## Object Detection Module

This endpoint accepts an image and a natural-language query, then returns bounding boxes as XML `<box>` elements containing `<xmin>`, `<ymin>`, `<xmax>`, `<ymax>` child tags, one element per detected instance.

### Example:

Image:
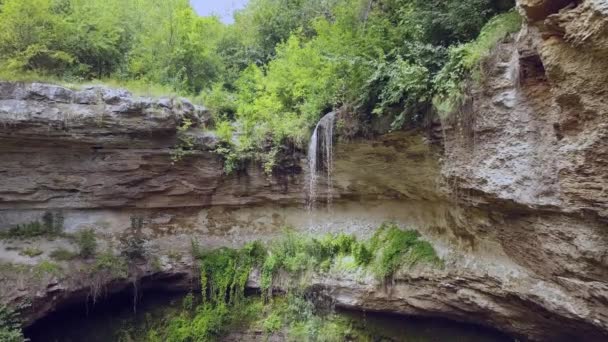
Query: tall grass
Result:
<box><xmin>0</xmin><ymin>67</ymin><xmax>197</xmax><ymax>100</ymax></box>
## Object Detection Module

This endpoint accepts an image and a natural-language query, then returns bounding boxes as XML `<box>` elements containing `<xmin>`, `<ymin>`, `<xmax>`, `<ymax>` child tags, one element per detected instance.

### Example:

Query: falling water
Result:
<box><xmin>307</xmin><ymin>112</ymin><xmax>336</xmax><ymax>212</ymax></box>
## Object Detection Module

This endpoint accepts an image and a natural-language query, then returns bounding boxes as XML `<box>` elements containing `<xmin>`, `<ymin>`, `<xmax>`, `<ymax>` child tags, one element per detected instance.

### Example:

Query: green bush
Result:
<box><xmin>352</xmin><ymin>242</ymin><xmax>372</xmax><ymax>266</ymax></box>
<box><xmin>434</xmin><ymin>10</ymin><xmax>522</xmax><ymax>117</ymax></box>
<box><xmin>75</xmin><ymin>229</ymin><xmax>97</xmax><ymax>258</ymax></box>
<box><xmin>49</xmin><ymin>247</ymin><xmax>78</xmax><ymax>261</ymax></box>
<box><xmin>148</xmin><ymin>226</ymin><xmax>441</xmax><ymax>341</ymax></box>
<box><xmin>33</xmin><ymin>260</ymin><xmax>62</xmax><ymax>279</ymax></box>
<box><xmin>0</xmin><ymin>0</ymin><xmax>517</xmax><ymax>171</ymax></box>
<box><xmin>19</xmin><ymin>247</ymin><xmax>43</xmax><ymax>258</ymax></box>
<box><xmin>0</xmin><ymin>211</ymin><xmax>64</xmax><ymax>240</ymax></box>
<box><xmin>0</xmin><ymin>305</ymin><xmax>25</xmax><ymax>342</ymax></box>
<box><xmin>2</xmin><ymin>222</ymin><xmax>45</xmax><ymax>239</ymax></box>
<box><xmin>366</xmin><ymin>223</ymin><xmax>443</xmax><ymax>280</ymax></box>
<box><xmin>93</xmin><ymin>251</ymin><xmax>128</xmax><ymax>278</ymax></box>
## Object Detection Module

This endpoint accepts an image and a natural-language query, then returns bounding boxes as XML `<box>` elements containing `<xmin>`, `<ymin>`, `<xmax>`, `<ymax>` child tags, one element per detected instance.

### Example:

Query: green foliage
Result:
<box><xmin>0</xmin><ymin>0</ymin><xmax>517</xmax><ymax>170</ymax></box>
<box><xmin>171</xmin><ymin>118</ymin><xmax>195</xmax><ymax>164</ymax></box>
<box><xmin>19</xmin><ymin>247</ymin><xmax>43</xmax><ymax>258</ymax></box>
<box><xmin>368</xmin><ymin>56</ymin><xmax>431</xmax><ymax>129</ymax></box>
<box><xmin>214</xmin><ymin>121</ymin><xmax>234</xmax><ymax>143</ymax></box>
<box><xmin>1</xmin><ymin>211</ymin><xmax>63</xmax><ymax>240</ymax></box>
<box><xmin>49</xmin><ymin>247</ymin><xmax>78</xmax><ymax>261</ymax></box>
<box><xmin>367</xmin><ymin>222</ymin><xmax>443</xmax><ymax>280</ymax></box>
<box><xmin>0</xmin><ymin>305</ymin><xmax>25</xmax><ymax>342</ymax></box>
<box><xmin>34</xmin><ymin>260</ymin><xmax>63</xmax><ymax>279</ymax></box>
<box><xmin>434</xmin><ymin>10</ymin><xmax>522</xmax><ymax>117</ymax></box>
<box><xmin>200</xmin><ymin>83</ymin><xmax>237</xmax><ymax>122</ymax></box>
<box><xmin>75</xmin><ymin>228</ymin><xmax>97</xmax><ymax>258</ymax></box>
<box><xmin>158</xmin><ymin>241</ymin><xmax>267</xmax><ymax>341</ymax></box>
<box><xmin>259</xmin><ymin>225</ymin><xmax>440</xmax><ymax>293</ymax></box>
<box><xmin>352</xmin><ymin>242</ymin><xmax>372</xmax><ymax>266</ymax></box>
<box><xmin>199</xmin><ymin>241</ymin><xmax>265</xmax><ymax>306</ymax></box>
<box><xmin>257</xmin><ymin>294</ymin><xmax>370</xmax><ymax>342</ymax></box>
<box><xmin>93</xmin><ymin>251</ymin><xmax>128</xmax><ymax>279</ymax></box>
<box><xmin>141</xmin><ymin>226</ymin><xmax>440</xmax><ymax>341</ymax></box>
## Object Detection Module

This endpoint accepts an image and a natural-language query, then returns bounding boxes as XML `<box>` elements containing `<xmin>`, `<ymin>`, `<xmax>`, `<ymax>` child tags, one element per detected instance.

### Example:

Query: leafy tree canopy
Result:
<box><xmin>0</xmin><ymin>0</ymin><xmax>518</xmax><ymax>163</ymax></box>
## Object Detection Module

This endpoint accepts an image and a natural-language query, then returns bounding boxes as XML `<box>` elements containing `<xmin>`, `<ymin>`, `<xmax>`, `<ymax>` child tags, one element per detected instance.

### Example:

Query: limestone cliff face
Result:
<box><xmin>1</xmin><ymin>1</ymin><xmax>608</xmax><ymax>341</ymax></box>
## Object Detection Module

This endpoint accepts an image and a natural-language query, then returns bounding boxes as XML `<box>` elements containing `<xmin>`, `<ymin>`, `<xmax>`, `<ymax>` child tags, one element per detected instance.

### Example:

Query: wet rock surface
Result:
<box><xmin>1</xmin><ymin>1</ymin><xmax>608</xmax><ymax>341</ymax></box>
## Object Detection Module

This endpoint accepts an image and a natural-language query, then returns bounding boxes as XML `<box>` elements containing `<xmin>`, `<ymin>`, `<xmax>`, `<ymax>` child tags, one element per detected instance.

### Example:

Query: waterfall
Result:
<box><xmin>307</xmin><ymin>112</ymin><xmax>336</xmax><ymax>212</ymax></box>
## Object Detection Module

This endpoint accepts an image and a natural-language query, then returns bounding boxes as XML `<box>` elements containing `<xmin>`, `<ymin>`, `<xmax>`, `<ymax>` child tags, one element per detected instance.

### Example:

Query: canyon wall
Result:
<box><xmin>1</xmin><ymin>1</ymin><xmax>608</xmax><ymax>341</ymax></box>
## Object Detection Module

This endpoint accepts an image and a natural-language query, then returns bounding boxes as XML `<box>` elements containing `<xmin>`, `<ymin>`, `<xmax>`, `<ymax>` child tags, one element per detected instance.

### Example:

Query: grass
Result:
<box><xmin>49</xmin><ymin>247</ymin><xmax>79</xmax><ymax>261</ymax></box>
<box><xmin>92</xmin><ymin>251</ymin><xmax>128</xmax><ymax>279</ymax></box>
<box><xmin>459</xmin><ymin>10</ymin><xmax>522</xmax><ymax>72</ymax></box>
<box><xmin>33</xmin><ymin>260</ymin><xmax>62</xmax><ymax>279</ymax></box>
<box><xmin>0</xmin><ymin>211</ymin><xmax>64</xmax><ymax>240</ymax></box>
<box><xmin>0</xmin><ymin>67</ymin><xmax>199</xmax><ymax>101</ymax></box>
<box><xmin>433</xmin><ymin>10</ymin><xmax>522</xmax><ymax>117</ymax></box>
<box><xmin>19</xmin><ymin>247</ymin><xmax>43</xmax><ymax>258</ymax></box>
<box><xmin>74</xmin><ymin>229</ymin><xmax>97</xmax><ymax>259</ymax></box>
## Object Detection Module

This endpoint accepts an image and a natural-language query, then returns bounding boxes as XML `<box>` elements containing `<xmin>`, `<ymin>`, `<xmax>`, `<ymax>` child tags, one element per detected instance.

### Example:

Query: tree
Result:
<box><xmin>0</xmin><ymin>0</ymin><xmax>72</xmax><ymax>73</ymax></box>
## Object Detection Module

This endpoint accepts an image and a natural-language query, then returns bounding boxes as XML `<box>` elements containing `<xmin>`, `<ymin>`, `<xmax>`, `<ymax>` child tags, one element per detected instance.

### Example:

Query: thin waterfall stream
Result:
<box><xmin>307</xmin><ymin>112</ymin><xmax>336</xmax><ymax>212</ymax></box>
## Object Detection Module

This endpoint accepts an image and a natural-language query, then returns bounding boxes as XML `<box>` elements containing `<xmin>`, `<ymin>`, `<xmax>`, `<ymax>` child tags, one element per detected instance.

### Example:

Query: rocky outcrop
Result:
<box><xmin>438</xmin><ymin>0</ymin><xmax>608</xmax><ymax>339</ymax></box>
<box><xmin>2</xmin><ymin>1</ymin><xmax>608</xmax><ymax>341</ymax></box>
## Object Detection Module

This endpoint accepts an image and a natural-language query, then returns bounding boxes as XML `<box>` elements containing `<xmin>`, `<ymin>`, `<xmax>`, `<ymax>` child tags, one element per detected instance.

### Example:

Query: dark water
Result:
<box><xmin>25</xmin><ymin>290</ymin><xmax>185</xmax><ymax>342</ymax></box>
<box><xmin>26</xmin><ymin>291</ymin><xmax>513</xmax><ymax>342</ymax></box>
<box><xmin>340</xmin><ymin>310</ymin><xmax>514</xmax><ymax>342</ymax></box>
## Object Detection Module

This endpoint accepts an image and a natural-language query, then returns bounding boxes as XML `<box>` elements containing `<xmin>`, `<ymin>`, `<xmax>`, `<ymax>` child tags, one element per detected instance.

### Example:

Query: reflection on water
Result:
<box><xmin>26</xmin><ymin>291</ymin><xmax>513</xmax><ymax>342</ymax></box>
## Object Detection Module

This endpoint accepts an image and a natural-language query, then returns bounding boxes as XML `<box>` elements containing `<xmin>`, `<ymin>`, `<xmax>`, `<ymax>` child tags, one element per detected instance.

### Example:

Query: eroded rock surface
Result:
<box><xmin>1</xmin><ymin>1</ymin><xmax>608</xmax><ymax>341</ymax></box>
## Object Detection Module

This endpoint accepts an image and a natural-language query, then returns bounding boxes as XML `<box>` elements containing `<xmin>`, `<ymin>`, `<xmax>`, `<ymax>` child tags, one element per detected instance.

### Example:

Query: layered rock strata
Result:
<box><xmin>1</xmin><ymin>1</ymin><xmax>608</xmax><ymax>341</ymax></box>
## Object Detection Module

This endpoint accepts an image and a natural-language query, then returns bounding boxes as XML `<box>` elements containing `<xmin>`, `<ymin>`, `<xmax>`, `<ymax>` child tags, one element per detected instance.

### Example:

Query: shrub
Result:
<box><xmin>19</xmin><ymin>247</ymin><xmax>43</xmax><ymax>258</ymax></box>
<box><xmin>0</xmin><ymin>305</ymin><xmax>25</xmax><ymax>342</ymax></box>
<box><xmin>1</xmin><ymin>211</ymin><xmax>64</xmax><ymax>240</ymax></box>
<box><xmin>75</xmin><ymin>229</ymin><xmax>97</xmax><ymax>258</ymax></box>
<box><xmin>434</xmin><ymin>10</ymin><xmax>522</xmax><ymax>117</ymax></box>
<box><xmin>367</xmin><ymin>223</ymin><xmax>442</xmax><ymax>280</ymax></box>
<box><xmin>93</xmin><ymin>251</ymin><xmax>128</xmax><ymax>278</ymax></box>
<box><xmin>352</xmin><ymin>243</ymin><xmax>372</xmax><ymax>266</ymax></box>
<box><xmin>120</xmin><ymin>217</ymin><xmax>147</xmax><ymax>261</ymax></box>
<box><xmin>2</xmin><ymin>221</ymin><xmax>44</xmax><ymax>239</ymax></box>
<box><xmin>170</xmin><ymin>118</ymin><xmax>195</xmax><ymax>164</ymax></box>
<box><xmin>33</xmin><ymin>260</ymin><xmax>62</xmax><ymax>279</ymax></box>
<box><xmin>49</xmin><ymin>247</ymin><xmax>78</xmax><ymax>261</ymax></box>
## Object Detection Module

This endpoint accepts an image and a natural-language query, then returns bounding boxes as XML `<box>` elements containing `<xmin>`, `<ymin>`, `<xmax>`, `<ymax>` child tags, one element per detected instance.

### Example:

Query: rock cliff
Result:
<box><xmin>1</xmin><ymin>1</ymin><xmax>608</xmax><ymax>341</ymax></box>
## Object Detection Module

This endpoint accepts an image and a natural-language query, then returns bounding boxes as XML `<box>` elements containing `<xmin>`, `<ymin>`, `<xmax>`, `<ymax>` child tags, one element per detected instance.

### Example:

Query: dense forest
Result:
<box><xmin>0</xmin><ymin>0</ymin><xmax>520</xmax><ymax>167</ymax></box>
